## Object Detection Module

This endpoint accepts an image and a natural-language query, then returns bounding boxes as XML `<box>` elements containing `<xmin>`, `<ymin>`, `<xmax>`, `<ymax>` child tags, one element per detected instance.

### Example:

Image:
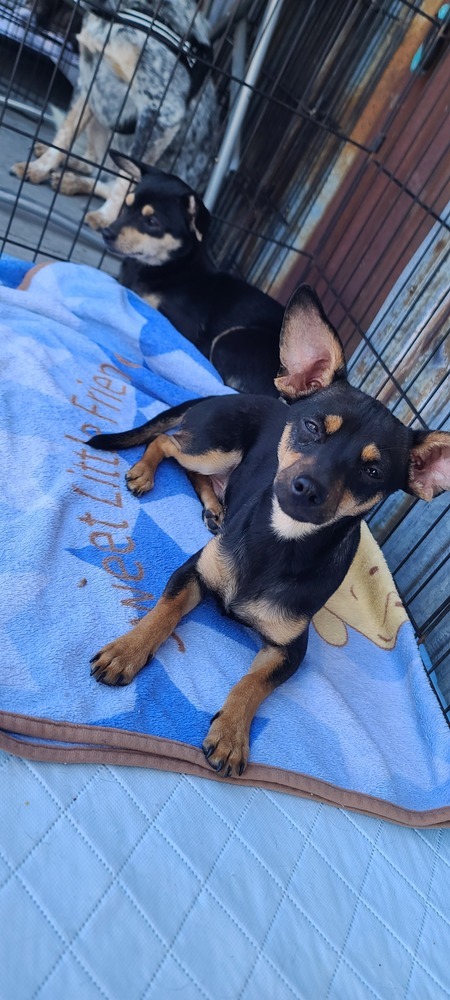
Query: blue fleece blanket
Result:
<box><xmin>1</xmin><ymin>257</ymin><xmax>450</xmax><ymax>826</ymax></box>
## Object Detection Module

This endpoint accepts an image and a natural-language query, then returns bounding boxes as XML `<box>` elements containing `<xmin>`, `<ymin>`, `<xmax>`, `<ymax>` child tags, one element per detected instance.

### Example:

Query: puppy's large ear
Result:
<box><xmin>183</xmin><ymin>192</ymin><xmax>210</xmax><ymax>242</ymax></box>
<box><xmin>108</xmin><ymin>151</ymin><xmax>147</xmax><ymax>184</ymax></box>
<box><xmin>408</xmin><ymin>430</ymin><xmax>450</xmax><ymax>500</ymax></box>
<box><xmin>274</xmin><ymin>285</ymin><xmax>346</xmax><ymax>400</ymax></box>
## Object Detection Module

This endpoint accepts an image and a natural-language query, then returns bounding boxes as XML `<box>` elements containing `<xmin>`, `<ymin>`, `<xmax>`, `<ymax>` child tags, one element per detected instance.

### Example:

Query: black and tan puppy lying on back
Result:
<box><xmin>88</xmin><ymin>286</ymin><xmax>450</xmax><ymax>778</ymax></box>
<box><xmin>101</xmin><ymin>152</ymin><xmax>284</xmax><ymax>396</ymax></box>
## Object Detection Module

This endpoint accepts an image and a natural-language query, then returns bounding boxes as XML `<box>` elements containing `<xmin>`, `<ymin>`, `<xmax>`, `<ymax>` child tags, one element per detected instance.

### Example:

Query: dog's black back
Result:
<box><xmin>102</xmin><ymin>155</ymin><xmax>284</xmax><ymax>396</ymax></box>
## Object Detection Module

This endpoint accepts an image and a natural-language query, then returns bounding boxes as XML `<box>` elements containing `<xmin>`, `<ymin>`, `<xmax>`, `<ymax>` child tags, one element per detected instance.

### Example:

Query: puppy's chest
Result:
<box><xmin>197</xmin><ymin>539</ymin><xmax>309</xmax><ymax>646</ymax></box>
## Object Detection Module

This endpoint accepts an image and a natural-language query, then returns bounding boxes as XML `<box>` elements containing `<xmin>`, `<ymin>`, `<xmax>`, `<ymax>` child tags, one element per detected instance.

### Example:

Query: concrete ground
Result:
<box><xmin>0</xmin><ymin>104</ymin><xmax>119</xmax><ymax>276</ymax></box>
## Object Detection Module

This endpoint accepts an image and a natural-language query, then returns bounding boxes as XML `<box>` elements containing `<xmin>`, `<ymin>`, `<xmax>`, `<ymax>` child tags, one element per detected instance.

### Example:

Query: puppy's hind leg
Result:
<box><xmin>50</xmin><ymin>172</ymin><xmax>114</xmax><ymax>199</ymax></box>
<box><xmin>187</xmin><ymin>472</ymin><xmax>224</xmax><ymax>535</ymax></box>
<box><xmin>124</xmin><ymin>433</ymin><xmax>183</xmax><ymax>497</ymax></box>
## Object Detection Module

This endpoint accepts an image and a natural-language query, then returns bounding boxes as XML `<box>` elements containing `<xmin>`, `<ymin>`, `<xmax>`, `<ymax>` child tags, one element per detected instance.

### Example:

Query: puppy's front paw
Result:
<box><xmin>90</xmin><ymin>638</ymin><xmax>150</xmax><ymax>685</ymax></box>
<box><xmin>125</xmin><ymin>461</ymin><xmax>154</xmax><ymax>496</ymax></box>
<box><xmin>10</xmin><ymin>161</ymin><xmax>27</xmax><ymax>180</ymax></box>
<box><xmin>10</xmin><ymin>160</ymin><xmax>49</xmax><ymax>183</ymax></box>
<box><xmin>85</xmin><ymin>209</ymin><xmax>109</xmax><ymax>230</ymax></box>
<box><xmin>202</xmin><ymin>711</ymin><xmax>249</xmax><ymax>778</ymax></box>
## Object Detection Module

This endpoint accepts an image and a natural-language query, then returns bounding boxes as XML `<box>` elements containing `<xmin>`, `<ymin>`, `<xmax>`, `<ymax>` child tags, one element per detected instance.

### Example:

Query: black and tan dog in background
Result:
<box><xmin>100</xmin><ymin>153</ymin><xmax>284</xmax><ymax>396</ymax></box>
<box><xmin>88</xmin><ymin>285</ymin><xmax>450</xmax><ymax>777</ymax></box>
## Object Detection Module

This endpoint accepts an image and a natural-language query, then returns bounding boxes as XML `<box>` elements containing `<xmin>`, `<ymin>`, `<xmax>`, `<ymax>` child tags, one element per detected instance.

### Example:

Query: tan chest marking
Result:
<box><xmin>197</xmin><ymin>538</ymin><xmax>239</xmax><ymax>607</ymax></box>
<box><xmin>236</xmin><ymin>597</ymin><xmax>308</xmax><ymax>646</ymax></box>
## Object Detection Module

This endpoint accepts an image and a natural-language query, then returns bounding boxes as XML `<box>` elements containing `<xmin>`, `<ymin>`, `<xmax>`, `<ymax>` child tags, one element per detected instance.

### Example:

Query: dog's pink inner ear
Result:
<box><xmin>274</xmin><ymin>363</ymin><xmax>332</xmax><ymax>400</ymax></box>
<box><xmin>275</xmin><ymin>286</ymin><xmax>345</xmax><ymax>399</ymax></box>
<box><xmin>408</xmin><ymin>432</ymin><xmax>450</xmax><ymax>500</ymax></box>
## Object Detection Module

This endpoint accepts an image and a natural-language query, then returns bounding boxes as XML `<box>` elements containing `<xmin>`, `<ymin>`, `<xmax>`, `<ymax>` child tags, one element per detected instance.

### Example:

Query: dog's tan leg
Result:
<box><xmin>124</xmin><ymin>434</ymin><xmax>183</xmax><ymax>496</ymax></box>
<box><xmin>11</xmin><ymin>96</ymin><xmax>93</xmax><ymax>184</ymax></box>
<box><xmin>50</xmin><ymin>171</ymin><xmax>113</xmax><ymax>199</ymax></box>
<box><xmin>203</xmin><ymin>636</ymin><xmax>307</xmax><ymax>777</ymax></box>
<box><xmin>90</xmin><ymin>556</ymin><xmax>202</xmax><ymax>685</ymax></box>
<box><xmin>33</xmin><ymin>141</ymin><xmax>48</xmax><ymax>158</ymax></box>
<box><xmin>85</xmin><ymin>175</ymin><xmax>131</xmax><ymax>229</ymax></box>
<box><xmin>187</xmin><ymin>472</ymin><xmax>224</xmax><ymax>534</ymax></box>
<box><xmin>125</xmin><ymin>432</ymin><xmax>242</xmax><ymax>498</ymax></box>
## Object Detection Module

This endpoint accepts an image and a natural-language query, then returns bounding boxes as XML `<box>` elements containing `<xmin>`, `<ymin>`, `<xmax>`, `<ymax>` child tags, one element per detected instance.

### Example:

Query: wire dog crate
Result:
<box><xmin>0</xmin><ymin>0</ymin><xmax>449</xmax><ymax>710</ymax></box>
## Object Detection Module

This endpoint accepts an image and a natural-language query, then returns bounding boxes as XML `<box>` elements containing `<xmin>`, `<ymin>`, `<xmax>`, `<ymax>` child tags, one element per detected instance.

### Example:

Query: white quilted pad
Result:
<box><xmin>1</xmin><ymin>748</ymin><xmax>450</xmax><ymax>999</ymax></box>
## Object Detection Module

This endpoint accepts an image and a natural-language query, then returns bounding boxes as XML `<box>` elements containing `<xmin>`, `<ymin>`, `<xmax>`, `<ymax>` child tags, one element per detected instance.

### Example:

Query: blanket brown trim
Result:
<box><xmin>2</xmin><ymin>710</ymin><xmax>450</xmax><ymax>829</ymax></box>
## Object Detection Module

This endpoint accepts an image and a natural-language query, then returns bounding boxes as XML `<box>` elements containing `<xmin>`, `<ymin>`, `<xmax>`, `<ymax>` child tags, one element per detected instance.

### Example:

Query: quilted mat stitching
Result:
<box><xmin>106</xmin><ymin>767</ymin><xmax>316</xmax><ymax>999</ymax></box>
<box><xmin>189</xmin><ymin>782</ymin><xmax>381</xmax><ymax>999</ymax></box>
<box><xmin>263</xmin><ymin>792</ymin><xmax>450</xmax><ymax>994</ymax></box>
<box><xmin>25</xmin><ymin>762</ymin><xmax>161</xmax><ymax>999</ymax></box>
<box><xmin>404</xmin><ymin>828</ymin><xmax>443</xmax><ymax>996</ymax></box>
<box><xmin>24</xmin><ymin>762</ymin><xmax>209</xmax><ymax>999</ymax></box>
<box><xmin>152</xmin><ymin>787</ymin><xmax>313</xmax><ymax>998</ymax></box>
<box><xmin>103</xmin><ymin>767</ymin><xmax>290</xmax><ymax>998</ymax></box>
<box><xmin>237</xmin><ymin>804</ymin><xmax>325</xmax><ymax>1000</ymax></box>
<box><xmin>341</xmin><ymin>813</ymin><xmax>450</xmax><ymax>994</ymax></box>
<box><xmin>1</xmin><ymin>761</ymin><xmax>113</xmax><ymax>997</ymax></box>
<box><xmin>415</xmin><ymin>829</ymin><xmax>450</xmax><ymax>866</ymax></box>
<box><xmin>240</xmin><ymin>806</ymin><xmax>384</xmax><ymax>1000</ymax></box>
<box><xmin>4</xmin><ymin>750</ymin><xmax>450</xmax><ymax>998</ymax></box>
<box><xmin>102</xmin><ymin>768</ymin><xmax>214</xmax><ymax>999</ymax></box>
<box><xmin>325</xmin><ymin>821</ymin><xmax>383</xmax><ymax>997</ymax></box>
<box><xmin>107</xmin><ymin>769</ymin><xmax>270</xmax><ymax>973</ymax></box>
<box><xmin>343</xmin><ymin>811</ymin><xmax>450</xmax><ymax>928</ymax></box>
<box><xmin>185</xmin><ymin>777</ymin><xmax>304</xmax><ymax>890</ymax></box>
<box><xmin>183</xmin><ymin>781</ymin><xmax>364</xmax><ymax>997</ymax></box>
<box><xmin>189</xmin><ymin>781</ymin><xmax>380</xmax><ymax>1000</ymax></box>
<box><xmin>141</xmin><ymin>791</ymin><xmax>259</xmax><ymax>996</ymax></box>
<box><xmin>0</xmin><ymin>840</ymin><xmax>109</xmax><ymax>999</ymax></box>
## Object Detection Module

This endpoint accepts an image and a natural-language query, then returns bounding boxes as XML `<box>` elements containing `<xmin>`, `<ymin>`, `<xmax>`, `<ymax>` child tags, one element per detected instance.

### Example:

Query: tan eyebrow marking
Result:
<box><xmin>125</xmin><ymin>193</ymin><xmax>135</xmax><ymax>207</ymax></box>
<box><xmin>324</xmin><ymin>415</ymin><xmax>343</xmax><ymax>434</ymax></box>
<box><xmin>361</xmin><ymin>443</ymin><xmax>381</xmax><ymax>462</ymax></box>
<box><xmin>141</xmin><ymin>204</ymin><xmax>155</xmax><ymax>217</ymax></box>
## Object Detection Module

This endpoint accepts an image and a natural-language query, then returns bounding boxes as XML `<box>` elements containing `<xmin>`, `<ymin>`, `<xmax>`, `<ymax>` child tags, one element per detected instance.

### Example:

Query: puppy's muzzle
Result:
<box><xmin>290</xmin><ymin>475</ymin><xmax>326</xmax><ymax>507</ymax></box>
<box><xmin>274</xmin><ymin>467</ymin><xmax>336</xmax><ymax>524</ymax></box>
<box><xmin>101</xmin><ymin>227</ymin><xmax>123</xmax><ymax>256</ymax></box>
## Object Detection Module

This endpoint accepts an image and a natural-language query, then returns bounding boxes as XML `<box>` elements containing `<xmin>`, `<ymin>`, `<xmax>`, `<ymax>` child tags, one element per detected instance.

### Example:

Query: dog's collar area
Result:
<box><xmin>81</xmin><ymin>3</ymin><xmax>213</xmax><ymax>97</ymax></box>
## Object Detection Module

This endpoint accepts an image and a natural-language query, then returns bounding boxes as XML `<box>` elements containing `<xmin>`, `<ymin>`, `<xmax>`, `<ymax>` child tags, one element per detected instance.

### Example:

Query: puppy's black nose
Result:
<box><xmin>291</xmin><ymin>475</ymin><xmax>325</xmax><ymax>506</ymax></box>
<box><xmin>101</xmin><ymin>227</ymin><xmax>114</xmax><ymax>243</ymax></box>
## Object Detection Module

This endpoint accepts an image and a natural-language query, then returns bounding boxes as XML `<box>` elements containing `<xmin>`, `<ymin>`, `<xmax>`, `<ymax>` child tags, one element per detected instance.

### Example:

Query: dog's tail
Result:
<box><xmin>87</xmin><ymin>396</ymin><xmax>210</xmax><ymax>451</ymax></box>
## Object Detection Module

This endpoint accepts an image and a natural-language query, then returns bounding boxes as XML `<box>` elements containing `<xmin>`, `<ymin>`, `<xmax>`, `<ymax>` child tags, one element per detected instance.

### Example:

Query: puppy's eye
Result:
<box><xmin>364</xmin><ymin>466</ymin><xmax>383</xmax><ymax>480</ymax></box>
<box><xmin>304</xmin><ymin>419</ymin><xmax>320</xmax><ymax>435</ymax></box>
<box><xmin>145</xmin><ymin>216</ymin><xmax>161</xmax><ymax>233</ymax></box>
